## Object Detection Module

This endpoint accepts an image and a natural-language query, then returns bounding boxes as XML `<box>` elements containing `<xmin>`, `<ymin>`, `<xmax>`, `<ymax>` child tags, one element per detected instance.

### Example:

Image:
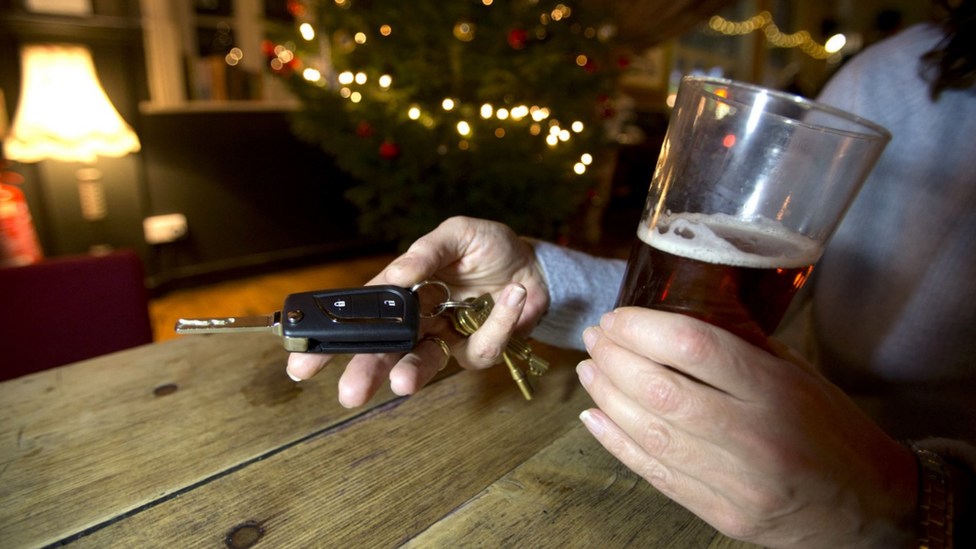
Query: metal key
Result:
<box><xmin>175</xmin><ymin>285</ymin><xmax>420</xmax><ymax>354</ymax></box>
<box><xmin>451</xmin><ymin>294</ymin><xmax>549</xmax><ymax>400</ymax></box>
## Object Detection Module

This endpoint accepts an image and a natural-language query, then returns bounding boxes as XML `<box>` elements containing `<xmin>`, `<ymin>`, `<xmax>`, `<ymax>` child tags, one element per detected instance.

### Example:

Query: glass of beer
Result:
<box><xmin>616</xmin><ymin>76</ymin><xmax>890</xmax><ymax>346</ymax></box>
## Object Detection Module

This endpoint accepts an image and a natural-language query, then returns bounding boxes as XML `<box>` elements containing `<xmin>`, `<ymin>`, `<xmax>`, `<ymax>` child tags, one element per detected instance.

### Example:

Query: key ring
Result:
<box><xmin>411</xmin><ymin>279</ymin><xmax>476</xmax><ymax>318</ymax></box>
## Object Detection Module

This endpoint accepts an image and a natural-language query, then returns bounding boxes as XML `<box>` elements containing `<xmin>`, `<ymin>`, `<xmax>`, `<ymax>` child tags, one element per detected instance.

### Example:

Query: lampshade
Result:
<box><xmin>3</xmin><ymin>44</ymin><xmax>140</xmax><ymax>164</ymax></box>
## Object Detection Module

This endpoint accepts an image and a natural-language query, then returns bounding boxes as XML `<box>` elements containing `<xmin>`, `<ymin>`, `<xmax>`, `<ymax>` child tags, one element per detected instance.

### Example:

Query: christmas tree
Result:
<box><xmin>265</xmin><ymin>0</ymin><xmax>621</xmax><ymax>246</ymax></box>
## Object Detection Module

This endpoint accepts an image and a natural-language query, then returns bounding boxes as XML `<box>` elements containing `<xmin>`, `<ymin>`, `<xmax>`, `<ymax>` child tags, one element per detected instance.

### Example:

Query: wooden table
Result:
<box><xmin>0</xmin><ymin>333</ymin><xmax>757</xmax><ymax>548</ymax></box>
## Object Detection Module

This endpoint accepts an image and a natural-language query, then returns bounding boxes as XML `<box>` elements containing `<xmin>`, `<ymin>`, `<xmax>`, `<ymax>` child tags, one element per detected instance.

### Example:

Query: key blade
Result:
<box><xmin>175</xmin><ymin>312</ymin><xmax>282</xmax><ymax>334</ymax></box>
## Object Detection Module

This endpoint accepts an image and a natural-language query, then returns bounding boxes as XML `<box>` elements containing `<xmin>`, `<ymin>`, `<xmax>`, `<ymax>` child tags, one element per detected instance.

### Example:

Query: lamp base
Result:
<box><xmin>77</xmin><ymin>167</ymin><xmax>107</xmax><ymax>222</ymax></box>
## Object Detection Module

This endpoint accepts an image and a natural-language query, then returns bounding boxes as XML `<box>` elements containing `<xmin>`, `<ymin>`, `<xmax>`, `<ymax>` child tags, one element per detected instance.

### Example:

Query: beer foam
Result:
<box><xmin>640</xmin><ymin>212</ymin><xmax>822</xmax><ymax>269</ymax></box>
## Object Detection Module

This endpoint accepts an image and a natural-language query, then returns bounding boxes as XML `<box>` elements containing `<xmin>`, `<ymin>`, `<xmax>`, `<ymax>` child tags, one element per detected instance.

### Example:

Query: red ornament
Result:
<box><xmin>508</xmin><ymin>28</ymin><xmax>529</xmax><ymax>50</ymax></box>
<box><xmin>356</xmin><ymin>121</ymin><xmax>373</xmax><ymax>138</ymax></box>
<box><xmin>617</xmin><ymin>56</ymin><xmax>630</xmax><ymax>69</ymax></box>
<box><xmin>379</xmin><ymin>142</ymin><xmax>401</xmax><ymax>160</ymax></box>
<box><xmin>261</xmin><ymin>39</ymin><xmax>276</xmax><ymax>58</ymax></box>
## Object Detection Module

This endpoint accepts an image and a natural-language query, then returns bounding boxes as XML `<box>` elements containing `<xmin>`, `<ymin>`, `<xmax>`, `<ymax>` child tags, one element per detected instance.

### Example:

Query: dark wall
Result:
<box><xmin>138</xmin><ymin>110</ymin><xmax>369</xmax><ymax>291</ymax></box>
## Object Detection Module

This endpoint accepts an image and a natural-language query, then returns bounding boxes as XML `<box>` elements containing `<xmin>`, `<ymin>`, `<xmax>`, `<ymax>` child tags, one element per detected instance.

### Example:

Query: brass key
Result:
<box><xmin>451</xmin><ymin>294</ymin><xmax>549</xmax><ymax>400</ymax></box>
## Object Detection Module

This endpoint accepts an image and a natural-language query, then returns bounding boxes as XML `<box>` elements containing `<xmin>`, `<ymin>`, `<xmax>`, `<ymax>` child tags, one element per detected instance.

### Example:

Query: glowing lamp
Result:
<box><xmin>3</xmin><ymin>45</ymin><xmax>140</xmax><ymax>223</ymax></box>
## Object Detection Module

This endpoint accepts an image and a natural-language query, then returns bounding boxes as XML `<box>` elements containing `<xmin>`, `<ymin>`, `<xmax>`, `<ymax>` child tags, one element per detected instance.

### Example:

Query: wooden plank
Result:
<box><xmin>402</xmin><ymin>424</ymin><xmax>759</xmax><ymax>548</ymax></box>
<box><xmin>67</xmin><ymin>344</ymin><xmax>597</xmax><ymax>548</ymax></box>
<box><xmin>0</xmin><ymin>333</ymin><xmax>402</xmax><ymax>549</ymax></box>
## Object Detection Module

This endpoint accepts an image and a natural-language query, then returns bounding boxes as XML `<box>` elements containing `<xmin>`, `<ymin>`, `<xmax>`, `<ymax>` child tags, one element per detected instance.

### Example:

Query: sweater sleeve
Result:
<box><xmin>528</xmin><ymin>239</ymin><xmax>626</xmax><ymax>350</ymax></box>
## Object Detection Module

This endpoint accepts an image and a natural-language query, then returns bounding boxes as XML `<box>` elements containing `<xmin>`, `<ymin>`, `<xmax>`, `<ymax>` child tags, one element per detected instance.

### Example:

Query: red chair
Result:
<box><xmin>0</xmin><ymin>248</ymin><xmax>153</xmax><ymax>381</ymax></box>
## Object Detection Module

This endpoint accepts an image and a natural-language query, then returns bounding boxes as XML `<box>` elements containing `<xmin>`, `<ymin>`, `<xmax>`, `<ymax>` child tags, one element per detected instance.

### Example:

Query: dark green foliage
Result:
<box><xmin>268</xmin><ymin>0</ymin><xmax>620</xmax><ymax>247</ymax></box>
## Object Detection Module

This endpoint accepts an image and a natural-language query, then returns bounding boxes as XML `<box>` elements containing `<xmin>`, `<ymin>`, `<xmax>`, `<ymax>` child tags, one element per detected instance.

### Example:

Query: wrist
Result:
<box><xmin>904</xmin><ymin>441</ymin><xmax>956</xmax><ymax>549</ymax></box>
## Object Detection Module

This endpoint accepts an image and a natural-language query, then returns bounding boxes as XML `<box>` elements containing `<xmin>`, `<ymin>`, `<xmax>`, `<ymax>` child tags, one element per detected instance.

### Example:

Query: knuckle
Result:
<box><xmin>670</xmin><ymin>319</ymin><xmax>720</xmax><ymax>365</ymax></box>
<box><xmin>635</xmin><ymin>371</ymin><xmax>683</xmax><ymax>415</ymax></box>
<box><xmin>637</xmin><ymin>457</ymin><xmax>672</xmax><ymax>490</ymax></box>
<box><xmin>636</xmin><ymin>420</ymin><xmax>673</xmax><ymax>457</ymax></box>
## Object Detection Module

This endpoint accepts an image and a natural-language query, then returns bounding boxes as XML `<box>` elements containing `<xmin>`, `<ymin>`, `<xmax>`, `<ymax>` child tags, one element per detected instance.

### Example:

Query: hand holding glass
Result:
<box><xmin>616</xmin><ymin>77</ymin><xmax>890</xmax><ymax>346</ymax></box>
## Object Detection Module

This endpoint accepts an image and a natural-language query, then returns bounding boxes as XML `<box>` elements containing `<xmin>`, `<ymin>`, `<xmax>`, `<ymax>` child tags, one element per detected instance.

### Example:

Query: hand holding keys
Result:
<box><xmin>176</xmin><ymin>281</ymin><xmax>547</xmax><ymax>400</ymax></box>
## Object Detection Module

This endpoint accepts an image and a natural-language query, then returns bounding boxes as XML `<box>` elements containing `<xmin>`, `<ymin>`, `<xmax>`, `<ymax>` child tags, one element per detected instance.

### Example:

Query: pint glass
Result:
<box><xmin>616</xmin><ymin>76</ymin><xmax>890</xmax><ymax>345</ymax></box>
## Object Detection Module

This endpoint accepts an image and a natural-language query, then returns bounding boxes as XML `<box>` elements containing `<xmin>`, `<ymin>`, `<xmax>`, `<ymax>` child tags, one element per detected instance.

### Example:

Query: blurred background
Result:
<box><xmin>0</xmin><ymin>0</ymin><xmax>933</xmax><ymax>354</ymax></box>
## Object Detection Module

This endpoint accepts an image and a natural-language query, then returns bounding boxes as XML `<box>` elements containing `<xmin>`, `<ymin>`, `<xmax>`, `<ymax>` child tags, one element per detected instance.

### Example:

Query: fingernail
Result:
<box><xmin>580</xmin><ymin>409</ymin><xmax>604</xmax><ymax>436</ymax></box>
<box><xmin>582</xmin><ymin>327</ymin><xmax>597</xmax><ymax>350</ymax></box>
<box><xmin>506</xmin><ymin>285</ymin><xmax>526</xmax><ymax>307</ymax></box>
<box><xmin>601</xmin><ymin>311</ymin><xmax>617</xmax><ymax>330</ymax></box>
<box><xmin>576</xmin><ymin>360</ymin><xmax>594</xmax><ymax>387</ymax></box>
<box><xmin>286</xmin><ymin>370</ymin><xmax>302</xmax><ymax>382</ymax></box>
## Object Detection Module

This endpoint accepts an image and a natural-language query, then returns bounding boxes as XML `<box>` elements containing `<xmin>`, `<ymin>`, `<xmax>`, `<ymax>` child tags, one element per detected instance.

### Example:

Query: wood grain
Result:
<box><xmin>66</xmin><ymin>344</ymin><xmax>595</xmax><ymax>548</ymax></box>
<box><xmin>0</xmin><ymin>334</ymin><xmax>399</xmax><ymax>548</ymax></box>
<box><xmin>402</xmin><ymin>424</ymin><xmax>759</xmax><ymax>548</ymax></box>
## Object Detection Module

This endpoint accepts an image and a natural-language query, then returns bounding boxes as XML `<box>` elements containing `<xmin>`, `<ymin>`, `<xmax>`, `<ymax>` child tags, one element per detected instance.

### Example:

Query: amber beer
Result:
<box><xmin>616</xmin><ymin>212</ymin><xmax>821</xmax><ymax>345</ymax></box>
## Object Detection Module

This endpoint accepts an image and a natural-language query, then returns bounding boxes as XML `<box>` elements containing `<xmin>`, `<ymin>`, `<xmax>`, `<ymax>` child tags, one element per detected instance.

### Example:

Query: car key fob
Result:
<box><xmin>175</xmin><ymin>285</ymin><xmax>420</xmax><ymax>354</ymax></box>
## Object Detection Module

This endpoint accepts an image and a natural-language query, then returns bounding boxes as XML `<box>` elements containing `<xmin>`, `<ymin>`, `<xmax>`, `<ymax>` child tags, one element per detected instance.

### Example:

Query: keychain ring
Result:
<box><xmin>411</xmin><ymin>280</ymin><xmax>476</xmax><ymax>317</ymax></box>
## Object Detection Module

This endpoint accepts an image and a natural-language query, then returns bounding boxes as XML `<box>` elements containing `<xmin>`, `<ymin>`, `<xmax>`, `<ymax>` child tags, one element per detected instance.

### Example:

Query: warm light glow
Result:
<box><xmin>459</xmin><ymin>140</ymin><xmax>469</xmax><ymax>150</ymax></box>
<box><xmin>378</xmin><ymin>74</ymin><xmax>392</xmax><ymax>88</ymax></box>
<box><xmin>581</xmin><ymin>153</ymin><xmax>593</xmax><ymax>165</ymax></box>
<box><xmin>355</xmin><ymin>32</ymin><xmax>367</xmax><ymax>44</ymax></box>
<box><xmin>270</xmin><ymin>58</ymin><xmax>283</xmax><ymax>71</ymax></box>
<box><xmin>338</xmin><ymin>71</ymin><xmax>354</xmax><ymax>85</ymax></box>
<box><xmin>300</xmin><ymin>23</ymin><xmax>315</xmax><ymax>40</ymax></box>
<box><xmin>546</xmin><ymin>134</ymin><xmax>558</xmax><ymax>146</ymax></box>
<box><xmin>340</xmin><ymin>87</ymin><xmax>351</xmax><ymax>98</ymax></box>
<box><xmin>666</xmin><ymin>94</ymin><xmax>677</xmax><ymax>108</ymax></box>
<box><xmin>530</xmin><ymin>124</ymin><xmax>541</xmax><ymax>135</ymax></box>
<box><xmin>483</xmin><ymin>0</ymin><xmax>493</xmax><ymax>4</ymax></box>
<box><xmin>303</xmin><ymin>68</ymin><xmax>321</xmax><ymax>81</ymax></box>
<box><xmin>549</xmin><ymin>126</ymin><xmax>561</xmax><ymax>135</ymax></box>
<box><xmin>457</xmin><ymin>121</ymin><xmax>471</xmax><ymax>135</ymax></box>
<box><xmin>380</xmin><ymin>25</ymin><xmax>392</xmax><ymax>36</ymax></box>
<box><xmin>511</xmin><ymin>106</ymin><xmax>528</xmax><ymax>120</ymax></box>
<box><xmin>442</xmin><ymin>98</ymin><xmax>455</xmax><ymax>110</ymax></box>
<box><xmin>480</xmin><ymin>103</ymin><xmax>493</xmax><ymax>118</ymax></box>
<box><xmin>355</xmin><ymin>72</ymin><xmax>367</xmax><ymax>84</ymax></box>
<box><xmin>558</xmin><ymin>130</ymin><xmax>570</xmax><ymax>141</ymax></box>
<box><xmin>531</xmin><ymin>108</ymin><xmax>549</xmax><ymax>121</ymax></box>
<box><xmin>576</xmin><ymin>55</ymin><xmax>587</xmax><ymax>66</ymax></box>
<box><xmin>408</xmin><ymin>106</ymin><xmax>421</xmax><ymax>120</ymax></box>
<box><xmin>3</xmin><ymin>45</ymin><xmax>140</xmax><ymax>163</ymax></box>
<box><xmin>571</xmin><ymin>121</ymin><xmax>584</xmax><ymax>132</ymax></box>
<box><xmin>497</xmin><ymin>108</ymin><xmax>509</xmax><ymax>120</ymax></box>
<box><xmin>494</xmin><ymin>128</ymin><xmax>505</xmax><ymax>137</ymax></box>
<box><xmin>824</xmin><ymin>33</ymin><xmax>847</xmax><ymax>53</ymax></box>
<box><xmin>277</xmin><ymin>49</ymin><xmax>294</xmax><ymax>63</ymax></box>
<box><xmin>350</xmin><ymin>91</ymin><xmax>362</xmax><ymax>103</ymax></box>
<box><xmin>574</xmin><ymin>162</ymin><xmax>586</xmax><ymax>174</ymax></box>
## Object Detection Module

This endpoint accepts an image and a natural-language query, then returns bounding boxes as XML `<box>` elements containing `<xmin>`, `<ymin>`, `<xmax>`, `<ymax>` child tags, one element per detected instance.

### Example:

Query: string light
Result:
<box><xmin>408</xmin><ymin>106</ymin><xmax>421</xmax><ymax>120</ymax></box>
<box><xmin>380</xmin><ymin>24</ymin><xmax>392</xmax><ymax>36</ymax></box>
<box><xmin>571</xmin><ymin>121</ymin><xmax>584</xmax><ymax>132</ymax></box>
<box><xmin>354</xmin><ymin>32</ymin><xmax>367</xmax><ymax>44</ymax></box>
<box><xmin>457</xmin><ymin>121</ymin><xmax>471</xmax><ymax>136</ymax></box>
<box><xmin>480</xmin><ymin>103</ymin><xmax>493</xmax><ymax>118</ymax></box>
<box><xmin>303</xmin><ymin>68</ymin><xmax>321</xmax><ymax>81</ymax></box>
<box><xmin>355</xmin><ymin>72</ymin><xmax>367</xmax><ymax>84</ymax></box>
<box><xmin>442</xmin><ymin>98</ymin><xmax>455</xmax><ymax>110</ymax></box>
<box><xmin>300</xmin><ymin>23</ymin><xmax>315</xmax><ymax>40</ymax></box>
<box><xmin>574</xmin><ymin>162</ymin><xmax>586</xmax><ymax>174</ymax></box>
<box><xmin>581</xmin><ymin>153</ymin><xmax>593</xmax><ymax>165</ymax></box>
<box><xmin>350</xmin><ymin>91</ymin><xmax>362</xmax><ymax>103</ymax></box>
<box><xmin>378</xmin><ymin>74</ymin><xmax>392</xmax><ymax>88</ymax></box>
<box><xmin>338</xmin><ymin>71</ymin><xmax>354</xmax><ymax>85</ymax></box>
<box><xmin>496</xmin><ymin>108</ymin><xmax>509</xmax><ymax>120</ymax></box>
<box><xmin>707</xmin><ymin>11</ymin><xmax>838</xmax><ymax>60</ymax></box>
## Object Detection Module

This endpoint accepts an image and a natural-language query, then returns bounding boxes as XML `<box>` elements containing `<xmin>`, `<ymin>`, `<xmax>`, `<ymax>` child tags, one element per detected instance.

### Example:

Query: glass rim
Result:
<box><xmin>681</xmin><ymin>76</ymin><xmax>892</xmax><ymax>142</ymax></box>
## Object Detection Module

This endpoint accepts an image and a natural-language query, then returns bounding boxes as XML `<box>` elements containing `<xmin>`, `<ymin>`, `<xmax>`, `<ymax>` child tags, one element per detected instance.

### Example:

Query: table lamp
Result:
<box><xmin>2</xmin><ymin>44</ymin><xmax>140</xmax><ymax>226</ymax></box>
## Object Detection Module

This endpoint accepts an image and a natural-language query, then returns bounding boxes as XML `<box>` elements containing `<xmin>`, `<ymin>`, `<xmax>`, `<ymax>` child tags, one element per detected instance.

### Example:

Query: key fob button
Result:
<box><xmin>323</xmin><ymin>295</ymin><xmax>353</xmax><ymax>318</ymax></box>
<box><xmin>378</xmin><ymin>293</ymin><xmax>403</xmax><ymax>319</ymax></box>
